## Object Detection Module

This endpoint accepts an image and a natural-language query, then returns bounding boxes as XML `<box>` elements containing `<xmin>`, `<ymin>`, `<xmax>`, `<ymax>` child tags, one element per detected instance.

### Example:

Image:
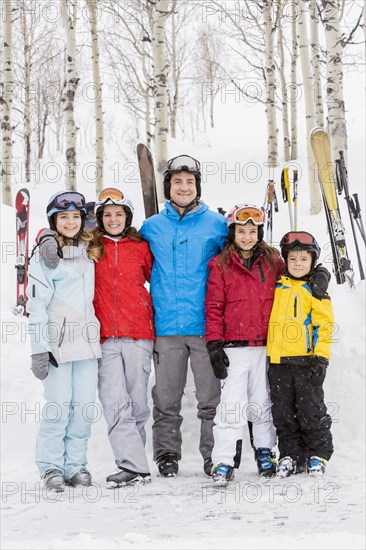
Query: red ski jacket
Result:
<box><xmin>205</xmin><ymin>251</ymin><xmax>285</xmax><ymax>345</ymax></box>
<box><xmin>94</xmin><ymin>236</ymin><xmax>155</xmax><ymax>341</ymax></box>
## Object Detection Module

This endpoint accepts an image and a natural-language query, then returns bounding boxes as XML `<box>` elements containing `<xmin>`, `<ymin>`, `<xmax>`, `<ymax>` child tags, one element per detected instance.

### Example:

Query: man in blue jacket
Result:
<box><xmin>140</xmin><ymin>155</ymin><xmax>227</xmax><ymax>477</ymax></box>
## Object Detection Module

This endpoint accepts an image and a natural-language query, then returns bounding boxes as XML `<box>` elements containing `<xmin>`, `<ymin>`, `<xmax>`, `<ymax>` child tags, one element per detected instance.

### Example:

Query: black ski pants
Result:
<box><xmin>268</xmin><ymin>364</ymin><xmax>333</xmax><ymax>463</ymax></box>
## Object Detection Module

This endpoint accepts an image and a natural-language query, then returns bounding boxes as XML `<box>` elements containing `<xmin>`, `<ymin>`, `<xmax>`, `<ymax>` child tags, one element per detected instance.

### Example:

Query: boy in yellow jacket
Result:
<box><xmin>267</xmin><ymin>231</ymin><xmax>334</xmax><ymax>477</ymax></box>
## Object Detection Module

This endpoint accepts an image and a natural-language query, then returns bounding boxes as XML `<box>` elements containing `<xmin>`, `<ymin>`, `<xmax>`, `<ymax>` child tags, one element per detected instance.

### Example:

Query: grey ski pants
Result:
<box><xmin>98</xmin><ymin>337</ymin><xmax>153</xmax><ymax>474</ymax></box>
<box><xmin>152</xmin><ymin>336</ymin><xmax>221</xmax><ymax>462</ymax></box>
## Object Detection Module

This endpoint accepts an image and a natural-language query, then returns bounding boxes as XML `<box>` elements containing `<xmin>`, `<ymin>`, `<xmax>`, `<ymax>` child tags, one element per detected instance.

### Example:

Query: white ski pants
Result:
<box><xmin>212</xmin><ymin>346</ymin><xmax>276</xmax><ymax>467</ymax></box>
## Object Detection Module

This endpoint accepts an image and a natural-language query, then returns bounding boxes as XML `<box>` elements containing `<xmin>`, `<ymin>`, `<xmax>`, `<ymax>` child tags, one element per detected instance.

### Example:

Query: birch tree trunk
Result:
<box><xmin>322</xmin><ymin>0</ymin><xmax>348</xmax><ymax>162</ymax></box>
<box><xmin>277</xmin><ymin>10</ymin><xmax>290</xmax><ymax>162</ymax></box>
<box><xmin>310</xmin><ymin>0</ymin><xmax>324</xmax><ymax>127</ymax></box>
<box><xmin>1</xmin><ymin>0</ymin><xmax>14</xmax><ymax>205</ymax></box>
<box><xmin>263</xmin><ymin>0</ymin><xmax>278</xmax><ymax>168</ymax></box>
<box><xmin>86</xmin><ymin>0</ymin><xmax>104</xmax><ymax>192</ymax></box>
<box><xmin>290</xmin><ymin>0</ymin><xmax>298</xmax><ymax>160</ymax></box>
<box><xmin>170</xmin><ymin>4</ymin><xmax>178</xmax><ymax>138</ymax></box>
<box><xmin>298</xmin><ymin>0</ymin><xmax>322</xmax><ymax>213</ymax></box>
<box><xmin>151</xmin><ymin>0</ymin><xmax>170</xmax><ymax>202</ymax></box>
<box><xmin>60</xmin><ymin>0</ymin><xmax>79</xmax><ymax>190</ymax></box>
<box><xmin>20</xmin><ymin>1</ymin><xmax>32</xmax><ymax>182</ymax></box>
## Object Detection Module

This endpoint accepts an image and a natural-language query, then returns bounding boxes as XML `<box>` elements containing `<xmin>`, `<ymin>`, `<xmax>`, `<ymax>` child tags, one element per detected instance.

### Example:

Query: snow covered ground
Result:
<box><xmin>1</xmin><ymin>68</ymin><xmax>365</xmax><ymax>549</ymax></box>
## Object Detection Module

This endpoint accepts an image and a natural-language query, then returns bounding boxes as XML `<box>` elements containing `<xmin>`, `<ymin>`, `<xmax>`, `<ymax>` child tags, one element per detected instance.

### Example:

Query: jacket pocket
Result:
<box><xmin>139</xmin><ymin>291</ymin><xmax>154</xmax><ymax>317</ymax></box>
<box><xmin>135</xmin><ymin>338</ymin><xmax>154</xmax><ymax>355</ymax></box>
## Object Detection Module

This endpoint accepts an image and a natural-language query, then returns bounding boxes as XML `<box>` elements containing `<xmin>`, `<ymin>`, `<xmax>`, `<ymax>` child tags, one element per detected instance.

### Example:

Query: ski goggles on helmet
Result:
<box><xmin>96</xmin><ymin>187</ymin><xmax>126</xmax><ymax>206</ymax></box>
<box><xmin>227</xmin><ymin>204</ymin><xmax>265</xmax><ymax>226</ymax></box>
<box><xmin>280</xmin><ymin>231</ymin><xmax>316</xmax><ymax>247</ymax></box>
<box><xmin>280</xmin><ymin>231</ymin><xmax>320</xmax><ymax>258</ymax></box>
<box><xmin>165</xmin><ymin>155</ymin><xmax>201</xmax><ymax>174</ymax></box>
<box><xmin>46</xmin><ymin>191</ymin><xmax>86</xmax><ymax>214</ymax></box>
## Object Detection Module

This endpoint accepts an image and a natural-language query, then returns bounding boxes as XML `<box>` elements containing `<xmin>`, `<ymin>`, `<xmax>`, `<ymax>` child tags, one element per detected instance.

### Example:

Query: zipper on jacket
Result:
<box><xmin>58</xmin><ymin>317</ymin><xmax>66</xmax><ymax>359</ymax></box>
<box><xmin>140</xmin><ymin>292</ymin><xmax>154</xmax><ymax>330</ymax></box>
<box><xmin>257</xmin><ymin>262</ymin><xmax>265</xmax><ymax>282</ymax></box>
<box><xmin>294</xmin><ymin>296</ymin><xmax>298</xmax><ymax>318</ymax></box>
<box><xmin>84</xmin><ymin>273</ymin><xmax>97</xmax><ymax>358</ymax></box>
<box><xmin>28</xmin><ymin>273</ymin><xmax>48</xmax><ymax>288</ymax></box>
<box><xmin>305</xmin><ymin>326</ymin><xmax>312</xmax><ymax>353</ymax></box>
<box><xmin>113</xmin><ymin>242</ymin><xmax>118</xmax><ymax>337</ymax></box>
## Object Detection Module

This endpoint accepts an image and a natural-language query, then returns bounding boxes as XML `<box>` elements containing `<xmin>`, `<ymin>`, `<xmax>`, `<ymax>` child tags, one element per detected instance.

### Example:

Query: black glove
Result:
<box><xmin>38</xmin><ymin>229</ymin><xmax>63</xmax><ymax>269</ymax></box>
<box><xmin>309</xmin><ymin>264</ymin><xmax>331</xmax><ymax>299</ymax></box>
<box><xmin>206</xmin><ymin>340</ymin><xmax>229</xmax><ymax>379</ymax></box>
<box><xmin>307</xmin><ymin>356</ymin><xmax>328</xmax><ymax>386</ymax></box>
<box><xmin>31</xmin><ymin>352</ymin><xmax>59</xmax><ymax>380</ymax></box>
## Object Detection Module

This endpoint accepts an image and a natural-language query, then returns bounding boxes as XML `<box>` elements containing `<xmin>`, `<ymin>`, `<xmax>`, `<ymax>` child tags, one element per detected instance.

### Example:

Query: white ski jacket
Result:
<box><xmin>26</xmin><ymin>244</ymin><xmax>101</xmax><ymax>364</ymax></box>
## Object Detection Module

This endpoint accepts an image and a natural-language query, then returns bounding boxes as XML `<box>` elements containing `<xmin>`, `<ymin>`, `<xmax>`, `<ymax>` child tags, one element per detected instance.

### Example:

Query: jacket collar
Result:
<box><xmin>102</xmin><ymin>235</ymin><xmax>130</xmax><ymax>246</ymax></box>
<box><xmin>163</xmin><ymin>200</ymin><xmax>207</xmax><ymax>219</ymax></box>
<box><xmin>230</xmin><ymin>246</ymin><xmax>262</xmax><ymax>271</ymax></box>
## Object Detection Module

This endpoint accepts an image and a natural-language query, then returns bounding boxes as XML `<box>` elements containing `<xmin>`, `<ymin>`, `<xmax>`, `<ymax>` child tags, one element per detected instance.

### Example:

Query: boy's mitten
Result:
<box><xmin>38</xmin><ymin>229</ymin><xmax>62</xmax><ymax>269</ymax></box>
<box><xmin>31</xmin><ymin>352</ymin><xmax>59</xmax><ymax>380</ymax></box>
<box><xmin>309</xmin><ymin>264</ymin><xmax>331</xmax><ymax>299</ymax></box>
<box><xmin>206</xmin><ymin>340</ymin><xmax>229</xmax><ymax>379</ymax></box>
<box><xmin>307</xmin><ymin>356</ymin><xmax>328</xmax><ymax>386</ymax></box>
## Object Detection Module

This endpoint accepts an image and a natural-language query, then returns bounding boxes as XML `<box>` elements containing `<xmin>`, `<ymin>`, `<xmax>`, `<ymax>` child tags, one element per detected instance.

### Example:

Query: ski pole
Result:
<box><xmin>281</xmin><ymin>168</ymin><xmax>294</xmax><ymax>230</ymax></box>
<box><xmin>336</xmin><ymin>152</ymin><xmax>366</xmax><ymax>245</ymax></box>
<box><xmin>293</xmin><ymin>170</ymin><xmax>298</xmax><ymax>231</ymax></box>
<box><xmin>336</xmin><ymin>152</ymin><xmax>365</xmax><ymax>280</ymax></box>
<box><xmin>263</xmin><ymin>181</ymin><xmax>272</xmax><ymax>244</ymax></box>
<box><xmin>352</xmin><ymin>194</ymin><xmax>366</xmax><ymax>244</ymax></box>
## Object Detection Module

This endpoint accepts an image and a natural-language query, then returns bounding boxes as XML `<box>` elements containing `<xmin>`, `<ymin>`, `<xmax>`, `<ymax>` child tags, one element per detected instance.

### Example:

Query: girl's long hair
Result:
<box><xmin>56</xmin><ymin>231</ymin><xmax>101</xmax><ymax>262</ymax></box>
<box><xmin>218</xmin><ymin>239</ymin><xmax>281</xmax><ymax>272</ymax></box>
<box><xmin>88</xmin><ymin>226</ymin><xmax>144</xmax><ymax>262</ymax></box>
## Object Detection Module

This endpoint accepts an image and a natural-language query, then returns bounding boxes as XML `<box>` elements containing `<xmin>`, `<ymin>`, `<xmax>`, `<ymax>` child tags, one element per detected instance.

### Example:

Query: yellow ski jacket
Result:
<box><xmin>267</xmin><ymin>275</ymin><xmax>334</xmax><ymax>365</ymax></box>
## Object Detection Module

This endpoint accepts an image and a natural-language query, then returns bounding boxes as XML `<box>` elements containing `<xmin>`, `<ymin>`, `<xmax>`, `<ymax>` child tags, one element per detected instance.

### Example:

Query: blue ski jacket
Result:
<box><xmin>140</xmin><ymin>201</ymin><xmax>227</xmax><ymax>336</ymax></box>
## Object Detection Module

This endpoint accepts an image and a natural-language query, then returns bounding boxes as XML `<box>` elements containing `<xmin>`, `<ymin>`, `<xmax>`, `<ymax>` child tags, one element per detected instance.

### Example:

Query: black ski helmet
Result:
<box><xmin>46</xmin><ymin>191</ymin><xmax>87</xmax><ymax>232</ymax></box>
<box><xmin>280</xmin><ymin>231</ymin><xmax>321</xmax><ymax>264</ymax></box>
<box><xmin>163</xmin><ymin>154</ymin><xmax>201</xmax><ymax>200</ymax></box>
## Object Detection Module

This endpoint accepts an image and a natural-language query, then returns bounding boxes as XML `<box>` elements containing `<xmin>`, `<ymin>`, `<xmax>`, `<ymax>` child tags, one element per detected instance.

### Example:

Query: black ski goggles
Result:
<box><xmin>47</xmin><ymin>192</ymin><xmax>86</xmax><ymax>214</ymax></box>
<box><xmin>165</xmin><ymin>155</ymin><xmax>200</xmax><ymax>174</ymax></box>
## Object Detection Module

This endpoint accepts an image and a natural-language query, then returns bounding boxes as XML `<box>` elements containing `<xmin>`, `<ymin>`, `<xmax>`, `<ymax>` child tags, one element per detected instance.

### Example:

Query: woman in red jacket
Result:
<box><xmin>205</xmin><ymin>204</ymin><xmax>284</xmax><ymax>486</ymax></box>
<box><xmin>91</xmin><ymin>188</ymin><xmax>155</xmax><ymax>487</ymax></box>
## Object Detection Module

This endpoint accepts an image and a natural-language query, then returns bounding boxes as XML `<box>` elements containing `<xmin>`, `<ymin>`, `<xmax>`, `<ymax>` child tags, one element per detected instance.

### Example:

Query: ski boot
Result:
<box><xmin>211</xmin><ymin>463</ymin><xmax>234</xmax><ymax>486</ymax></box>
<box><xmin>277</xmin><ymin>456</ymin><xmax>297</xmax><ymax>478</ymax></box>
<box><xmin>156</xmin><ymin>452</ymin><xmax>179</xmax><ymax>478</ymax></box>
<box><xmin>307</xmin><ymin>456</ymin><xmax>326</xmax><ymax>477</ymax></box>
<box><xmin>106</xmin><ymin>467</ymin><xmax>151</xmax><ymax>488</ymax></box>
<box><xmin>66</xmin><ymin>469</ymin><xmax>92</xmax><ymax>487</ymax></box>
<box><xmin>42</xmin><ymin>469</ymin><xmax>65</xmax><ymax>492</ymax></box>
<box><xmin>255</xmin><ymin>448</ymin><xmax>277</xmax><ymax>477</ymax></box>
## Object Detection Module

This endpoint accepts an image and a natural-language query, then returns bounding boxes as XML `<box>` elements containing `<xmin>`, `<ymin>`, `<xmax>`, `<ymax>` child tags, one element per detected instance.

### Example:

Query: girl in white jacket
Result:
<box><xmin>26</xmin><ymin>191</ymin><xmax>101</xmax><ymax>492</ymax></box>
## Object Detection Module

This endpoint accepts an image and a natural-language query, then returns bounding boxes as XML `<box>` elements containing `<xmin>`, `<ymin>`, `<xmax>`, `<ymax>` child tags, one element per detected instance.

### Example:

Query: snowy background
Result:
<box><xmin>1</xmin><ymin>36</ymin><xmax>366</xmax><ymax>550</ymax></box>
